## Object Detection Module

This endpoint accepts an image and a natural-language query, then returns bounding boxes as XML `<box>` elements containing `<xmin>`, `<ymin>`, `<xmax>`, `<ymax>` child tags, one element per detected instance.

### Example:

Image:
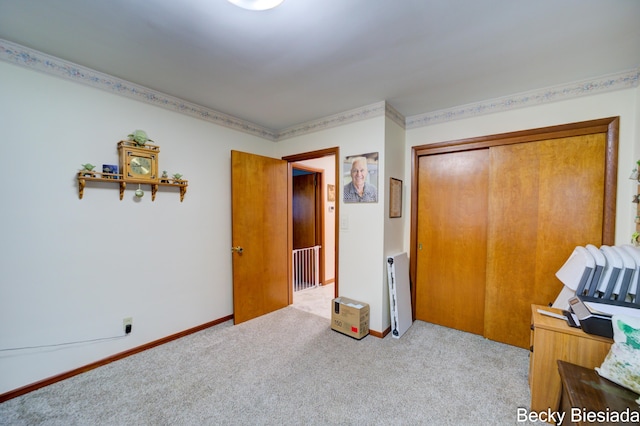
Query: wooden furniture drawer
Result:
<box><xmin>529</xmin><ymin>304</ymin><xmax>613</xmax><ymax>414</ymax></box>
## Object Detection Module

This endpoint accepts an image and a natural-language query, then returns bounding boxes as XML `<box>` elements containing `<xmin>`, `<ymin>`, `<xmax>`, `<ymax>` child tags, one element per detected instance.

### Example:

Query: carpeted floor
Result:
<box><xmin>0</xmin><ymin>305</ymin><xmax>539</xmax><ymax>425</ymax></box>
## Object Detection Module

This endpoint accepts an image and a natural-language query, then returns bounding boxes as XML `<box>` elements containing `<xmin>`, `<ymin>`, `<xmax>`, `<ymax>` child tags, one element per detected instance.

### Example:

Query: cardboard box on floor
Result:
<box><xmin>331</xmin><ymin>297</ymin><xmax>370</xmax><ymax>339</ymax></box>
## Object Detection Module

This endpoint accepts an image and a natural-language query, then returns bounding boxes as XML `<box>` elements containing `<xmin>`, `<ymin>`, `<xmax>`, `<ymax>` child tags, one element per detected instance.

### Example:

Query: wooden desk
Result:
<box><xmin>557</xmin><ymin>360</ymin><xmax>639</xmax><ymax>425</ymax></box>
<box><xmin>529</xmin><ymin>305</ymin><xmax>613</xmax><ymax>413</ymax></box>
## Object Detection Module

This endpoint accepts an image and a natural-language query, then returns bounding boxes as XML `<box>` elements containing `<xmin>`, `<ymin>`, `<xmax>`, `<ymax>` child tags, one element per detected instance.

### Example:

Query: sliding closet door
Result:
<box><xmin>415</xmin><ymin>149</ymin><xmax>489</xmax><ymax>335</ymax></box>
<box><xmin>411</xmin><ymin>118</ymin><xmax>617</xmax><ymax>349</ymax></box>
<box><xmin>484</xmin><ymin>134</ymin><xmax>606</xmax><ymax>348</ymax></box>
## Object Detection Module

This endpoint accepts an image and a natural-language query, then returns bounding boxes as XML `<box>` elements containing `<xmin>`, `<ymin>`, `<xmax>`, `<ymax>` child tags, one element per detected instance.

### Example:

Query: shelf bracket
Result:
<box><xmin>119</xmin><ymin>181</ymin><xmax>126</xmax><ymax>200</ymax></box>
<box><xmin>78</xmin><ymin>178</ymin><xmax>85</xmax><ymax>199</ymax></box>
<box><xmin>180</xmin><ymin>185</ymin><xmax>187</xmax><ymax>202</ymax></box>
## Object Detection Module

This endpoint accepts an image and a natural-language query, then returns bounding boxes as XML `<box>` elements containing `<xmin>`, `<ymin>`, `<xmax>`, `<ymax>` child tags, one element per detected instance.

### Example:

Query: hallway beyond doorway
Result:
<box><xmin>292</xmin><ymin>283</ymin><xmax>334</xmax><ymax>320</ymax></box>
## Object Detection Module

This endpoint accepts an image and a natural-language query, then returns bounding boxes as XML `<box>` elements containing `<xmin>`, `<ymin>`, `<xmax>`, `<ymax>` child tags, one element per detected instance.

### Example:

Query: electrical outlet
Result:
<box><xmin>123</xmin><ymin>317</ymin><xmax>133</xmax><ymax>334</ymax></box>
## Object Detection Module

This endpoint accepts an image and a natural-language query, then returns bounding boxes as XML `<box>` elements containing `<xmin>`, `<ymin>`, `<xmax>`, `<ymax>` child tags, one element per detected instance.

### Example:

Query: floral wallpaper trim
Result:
<box><xmin>385</xmin><ymin>103</ymin><xmax>405</xmax><ymax>129</ymax></box>
<box><xmin>0</xmin><ymin>39</ymin><xmax>279</xmax><ymax>141</ymax></box>
<box><xmin>406</xmin><ymin>69</ymin><xmax>640</xmax><ymax>129</ymax></box>
<box><xmin>2</xmin><ymin>39</ymin><xmax>637</xmax><ymax>140</ymax></box>
<box><xmin>277</xmin><ymin>101</ymin><xmax>387</xmax><ymax>141</ymax></box>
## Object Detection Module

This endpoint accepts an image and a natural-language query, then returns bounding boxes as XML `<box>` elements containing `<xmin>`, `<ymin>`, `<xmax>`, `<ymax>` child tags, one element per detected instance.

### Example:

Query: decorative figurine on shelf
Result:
<box><xmin>172</xmin><ymin>173</ymin><xmax>183</xmax><ymax>181</ymax></box>
<box><xmin>161</xmin><ymin>170</ymin><xmax>169</xmax><ymax>183</ymax></box>
<box><xmin>127</xmin><ymin>129</ymin><xmax>153</xmax><ymax>146</ymax></box>
<box><xmin>631</xmin><ymin>160</ymin><xmax>640</xmax><ymax>182</ymax></box>
<box><xmin>81</xmin><ymin>163</ymin><xmax>96</xmax><ymax>177</ymax></box>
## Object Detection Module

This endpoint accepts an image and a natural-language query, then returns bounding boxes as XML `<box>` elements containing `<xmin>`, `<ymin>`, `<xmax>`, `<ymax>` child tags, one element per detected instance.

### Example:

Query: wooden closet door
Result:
<box><xmin>415</xmin><ymin>149</ymin><xmax>489</xmax><ymax>335</ymax></box>
<box><xmin>484</xmin><ymin>134</ymin><xmax>606</xmax><ymax>348</ymax></box>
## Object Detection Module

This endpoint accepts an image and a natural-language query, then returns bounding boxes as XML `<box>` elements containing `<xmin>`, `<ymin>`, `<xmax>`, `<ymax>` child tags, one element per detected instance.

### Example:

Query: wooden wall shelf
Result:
<box><xmin>77</xmin><ymin>171</ymin><xmax>188</xmax><ymax>202</ymax></box>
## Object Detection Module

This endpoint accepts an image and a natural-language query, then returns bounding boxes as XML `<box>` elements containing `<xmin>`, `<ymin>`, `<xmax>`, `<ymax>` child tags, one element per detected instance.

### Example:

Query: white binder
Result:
<box><xmin>598</xmin><ymin>246</ymin><xmax>623</xmax><ymax>297</ymax></box>
<box><xmin>552</xmin><ymin>246</ymin><xmax>595</xmax><ymax>310</ymax></box>
<box><xmin>620</xmin><ymin>245</ymin><xmax>640</xmax><ymax>303</ymax></box>
<box><xmin>585</xmin><ymin>244</ymin><xmax>606</xmax><ymax>297</ymax></box>
<box><xmin>386</xmin><ymin>252</ymin><xmax>413</xmax><ymax>338</ymax></box>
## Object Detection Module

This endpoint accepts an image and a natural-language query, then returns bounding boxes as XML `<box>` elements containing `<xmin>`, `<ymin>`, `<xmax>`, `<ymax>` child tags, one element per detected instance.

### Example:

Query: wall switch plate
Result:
<box><xmin>340</xmin><ymin>215</ymin><xmax>349</xmax><ymax>230</ymax></box>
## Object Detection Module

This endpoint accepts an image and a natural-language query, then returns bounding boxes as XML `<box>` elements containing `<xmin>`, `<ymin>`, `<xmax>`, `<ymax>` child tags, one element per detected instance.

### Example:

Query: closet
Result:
<box><xmin>410</xmin><ymin>118</ymin><xmax>618</xmax><ymax>348</ymax></box>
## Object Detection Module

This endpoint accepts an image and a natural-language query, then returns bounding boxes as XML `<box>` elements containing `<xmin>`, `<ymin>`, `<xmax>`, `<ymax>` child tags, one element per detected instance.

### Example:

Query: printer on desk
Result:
<box><xmin>566</xmin><ymin>295</ymin><xmax>639</xmax><ymax>338</ymax></box>
<box><xmin>551</xmin><ymin>244</ymin><xmax>640</xmax><ymax>338</ymax></box>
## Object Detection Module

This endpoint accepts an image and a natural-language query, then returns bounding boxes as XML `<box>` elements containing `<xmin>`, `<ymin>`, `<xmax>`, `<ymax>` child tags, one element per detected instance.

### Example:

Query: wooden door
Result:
<box><xmin>231</xmin><ymin>150</ymin><xmax>289</xmax><ymax>324</ymax></box>
<box><xmin>292</xmin><ymin>173</ymin><xmax>318</xmax><ymax>250</ymax></box>
<box><xmin>484</xmin><ymin>134</ymin><xmax>606</xmax><ymax>348</ymax></box>
<box><xmin>415</xmin><ymin>149</ymin><xmax>490</xmax><ymax>335</ymax></box>
<box><xmin>410</xmin><ymin>117</ymin><xmax>618</xmax><ymax>349</ymax></box>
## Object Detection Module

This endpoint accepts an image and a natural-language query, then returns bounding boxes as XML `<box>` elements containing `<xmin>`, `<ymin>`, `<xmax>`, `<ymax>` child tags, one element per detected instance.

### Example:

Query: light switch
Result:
<box><xmin>340</xmin><ymin>215</ymin><xmax>349</xmax><ymax>230</ymax></box>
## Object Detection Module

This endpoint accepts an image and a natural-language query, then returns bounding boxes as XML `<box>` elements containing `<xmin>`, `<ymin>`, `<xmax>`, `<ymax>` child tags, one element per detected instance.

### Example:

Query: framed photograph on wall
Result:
<box><xmin>389</xmin><ymin>178</ymin><xmax>402</xmax><ymax>218</ymax></box>
<box><xmin>327</xmin><ymin>184</ymin><xmax>335</xmax><ymax>202</ymax></box>
<box><xmin>343</xmin><ymin>152</ymin><xmax>378</xmax><ymax>203</ymax></box>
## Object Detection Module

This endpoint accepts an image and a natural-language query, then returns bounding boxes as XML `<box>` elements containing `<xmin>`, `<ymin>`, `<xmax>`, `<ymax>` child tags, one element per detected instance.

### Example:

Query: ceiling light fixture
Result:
<box><xmin>228</xmin><ymin>0</ymin><xmax>284</xmax><ymax>11</ymax></box>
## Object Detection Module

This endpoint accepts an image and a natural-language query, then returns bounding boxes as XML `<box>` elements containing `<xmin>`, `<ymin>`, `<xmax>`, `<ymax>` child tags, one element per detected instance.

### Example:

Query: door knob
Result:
<box><xmin>231</xmin><ymin>246</ymin><xmax>244</xmax><ymax>254</ymax></box>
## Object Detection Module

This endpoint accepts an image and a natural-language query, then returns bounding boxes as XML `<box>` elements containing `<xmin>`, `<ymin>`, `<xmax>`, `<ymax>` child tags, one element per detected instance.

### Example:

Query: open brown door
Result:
<box><xmin>231</xmin><ymin>150</ymin><xmax>289</xmax><ymax>324</ymax></box>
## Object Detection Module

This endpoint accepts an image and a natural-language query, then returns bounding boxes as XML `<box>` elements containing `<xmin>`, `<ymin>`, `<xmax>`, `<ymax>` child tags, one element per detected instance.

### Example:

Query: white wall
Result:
<box><xmin>275</xmin><ymin>118</ymin><xmax>389</xmax><ymax>332</ymax></box>
<box><xmin>405</xmin><ymin>87</ymin><xmax>640</xmax><ymax>250</ymax></box>
<box><xmin>0</xmin><ymin>61</ymin><xmax>274</xmax><ymax>394</ymax></box>
<box><xmin>278</xmin><ymin>115</ymin><xmax>409</xmax><ymax>334</ymax></box>
<box><xmin>383</xmin><ymin>117</ymin><xmax>407</xmax><ymax>257</ymax></box>
<box><xmin>381</xmin><ymin>117</ymin><xmax>408</xmax><ymax>331</ymax></box>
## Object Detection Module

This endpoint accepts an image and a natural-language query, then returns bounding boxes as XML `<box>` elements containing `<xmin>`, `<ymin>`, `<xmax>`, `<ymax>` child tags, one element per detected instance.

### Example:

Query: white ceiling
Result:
<box><xmin>1</xmin><ymin>0</ymin><xmax>639</xmax><ymax>132</ymax></box>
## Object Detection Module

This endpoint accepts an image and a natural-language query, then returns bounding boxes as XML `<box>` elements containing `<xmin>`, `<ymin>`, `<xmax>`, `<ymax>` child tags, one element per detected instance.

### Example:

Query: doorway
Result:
<box><xmin>292</xmin><ymin>165</ymin><xmax>323</xmax><ymax>289</ymax></box>
<box><xmin>284</xmin><ymin>148</ymin><xmax>340</xmax><ymax>318</ymax></box>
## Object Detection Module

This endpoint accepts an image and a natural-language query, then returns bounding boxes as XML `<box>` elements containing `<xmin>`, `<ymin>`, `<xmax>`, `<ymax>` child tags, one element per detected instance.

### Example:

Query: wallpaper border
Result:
<box><xmin>0</xmin><ymin>39</ymin><xmax>279</xmax><ymax>141</ymax></box>
<box><xmin>405</xmin><ymin>69</ymin><xmax>640</xmax><ymax>129</ymax></box>
<box><xmin>2</xmin><ymin>39</ymin><xmax>638</xmax><ymax>141</ymax></box>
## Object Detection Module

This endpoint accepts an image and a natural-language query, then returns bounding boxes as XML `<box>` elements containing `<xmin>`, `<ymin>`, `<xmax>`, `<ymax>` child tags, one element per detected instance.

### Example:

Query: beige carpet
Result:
<box><xmin>0</xmin><ymin>305</ymin><xmax>538</xmax><ymax>425</ymax></box>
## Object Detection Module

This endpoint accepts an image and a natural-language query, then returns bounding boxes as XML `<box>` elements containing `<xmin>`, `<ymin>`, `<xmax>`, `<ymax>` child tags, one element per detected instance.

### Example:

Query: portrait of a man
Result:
<box><xmin>343</xmin><ymin>152</ymin><xmax>378</xmax><ymax>203</ymax></box>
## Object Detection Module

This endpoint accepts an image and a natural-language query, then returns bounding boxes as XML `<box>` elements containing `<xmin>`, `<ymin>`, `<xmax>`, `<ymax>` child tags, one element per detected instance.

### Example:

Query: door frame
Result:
<box><xmin>284</xmin><ymin>147</ymin><xmax>340</xmax><ymax>303</ymax></box>
<box><xmin>409</xmin><ymin>117</ymin><xmax>619</xmax><ymax>319</ymax></box>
